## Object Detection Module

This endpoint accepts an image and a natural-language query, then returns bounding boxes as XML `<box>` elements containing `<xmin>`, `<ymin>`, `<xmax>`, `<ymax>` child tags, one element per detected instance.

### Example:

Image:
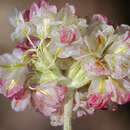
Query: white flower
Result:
<box><xmin>0</xmin><ymin>49</ymin><xmax>27</xmax><ymax>99</ymax></box>
<box><xmin>10</xmin><ymin>9</ymin><xmax>30</xmax><ymax>41</ymax></box>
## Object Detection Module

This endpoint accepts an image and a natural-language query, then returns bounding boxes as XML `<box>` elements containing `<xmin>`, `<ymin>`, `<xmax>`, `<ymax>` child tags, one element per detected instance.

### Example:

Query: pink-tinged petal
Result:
<box><xmin>32</xmin><ymin>85</ymin><xmax>67</xmax><ymax>116</ymax></box>
<box><xmin>38</xmin><ymin>0</ymin><xmax>57</xmax><ymax>14</ymax></box>
<box><xmin>65</xmin><ymin>3</ymin><xmax>75</xmax><ymax>14</ymax></box>
<box><xmin>30</xmin><ymin>2</ymin><xmax>39</xmax><ymax>18</ymax></box>
<box><xmin>84</xmin><ymin>60</ymin><xmax>109</xmax><ymax>76</ymax></box>
<box><xmin>73</xmin><ymin>91</ymin><xmax>95</xmax><ymax>116</ymax></box>
<box><xmin>0</xmin><ymin>50</ymin><xmax>26</xmax><ymax>98</ymax></box>
<box><xmin>0</xmin><ymin>78</ymin><xmax>5</xmax><ymax>94</ymax></box>
<box><xmin>55</xmin><ymin>85</ymin><xmax>67</xmax><ymax>101</ymax></box>
<box><xmin>86</xmin><ymin>79</ymin><xmax>113</xmax><ymax>110</ymax></box>
<box><xmin>50</xmin><ymin>112</ymin><xmax>64</xmax><ymax>126</ymax></box>
<box><xmin>16</xmin><ymin>37</ymin><xmax>38</xmax><ymax>51</ymax></box>
<box><xmin>60</xmin><ymin>28</ymin><xmax>76</xmax><ymax>44</ymax></box>
<box><xmin>55</xmin><ymin>86</ymin><xmax>67</xmax><ymax>95</ymax></box>
<box><xmin>77</xmin><ymin>110</ymin><xmax>87</xmax><ymax>117</ymax></box>
<box><xmin>38</xmin><ymin>90</ymin><xmax>63</xmax><ymax>108</ymax></box>
<box><xmin>32</xmin><ymin>92</ymin><xmax>57</xmax><ymax>116</ymax></box>
<box><xmin>124</xmin><ymin>35</ymin><xmax>130</xmax><ymax>47</ymax></box>
<box><xmin>13</xmin><ymin>88</ymin><xmax>25</xmax><ymax>100</ymax></box>
<box><xmin>38</xmin><ymin>0</ymin><xmax>48</xmax><ymax>8</ymax></box>
<box><xmin>110</xmin><ymin>79</ymin><xmax>130</xmax><ymax>104</ymax></box>
<box><xmin>11</xmin><ymin>90</ymin><xmax>31</xmax><ymax>112</ymax></box>
<box><xmin>86</xmin><ymin>93</ymin><xmax>111</xmax><ymax>110</ymax></box>
<box><xmin>48</xmin><ymin>5</ymin><xmax>57</xmax><ymax>14</ymax></box>
<box><xmin>23</xmin><ymin>10</ymin><xmax>30</xmax><ymax>22</ymax></box>
<box><xmin>105</xmin><ymin>54</ymin><xmax>129</xmax><ymax>79</ymax></box>
<box><xmin>103</xmin><ymin>101</ymin><xmax>118</xmax><ymax>111</ymax></box>
<box><xmin>0</xmin><ymin>79</ymin><xmax>22</xmax><ymax>99</ymax></box>
<box><xmin>0</xmin><ymin>78</ymin><xmax>4</xmax><ymax>87</ymax></box>
<box><xmin>92</xmin><ymin>14</ymin><xmax>108</xmax><ymax>24</ymax></box>
<box><xmin>107</xmin><ymin>21</ymin><xmax>118</xmax><ymax>29</ymax></box>
<box><xmin>6</xmin><ymin>84</ymin><xmax>21</xmax><ymax>100</ymax></box>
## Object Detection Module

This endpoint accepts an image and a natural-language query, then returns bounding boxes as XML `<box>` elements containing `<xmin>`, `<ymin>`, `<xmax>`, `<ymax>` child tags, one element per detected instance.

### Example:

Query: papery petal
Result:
<box><xmin>91</xmin><ymin>14</ymin><xmax>108</xmax><ymax>24</ymax></box>
<box><xmin>38</xmin><ymin>0</ymin><xmax>48</xmax><ymax>8</ymax></box>
<box><xmin>32</xmin><ymin>83</ymin><xmax>66</xmax><ymax>116</ymax></box>
<box><xmin>0</xmin><ymin>79</ymin><xmax>21</xmax><ymax>99</ymax></box>
<box><xmin>105</xmin><ymin>54</ymin><xmax>129</xmax><ymax>79</ymax></box>
<box><xmin>5</xmin><ymin>81</ymin><xmax>22</xmax><ymax>99</ymax></box>
<box><xmin>55</xmin><ymin>85</ymin><xmax>67</xmax><ymax>101</ymax></box>
<box><xmin>23</xmin><ymin>10</ymin><xmax>30</xmax><ymax>22</ymax></box>
<box><xmin>73</xmin><ymin>91</ymin><xmax>94</xmax><ymax>116</ymax></box>
<box><xmin>11</xmin><ymin>90</ymin><xmax>31</xmax><ymax>112</ymax></box>
<box><xmin>16</xmin><ymin>37</ymin><xmax>38</xmax><ymax>51</ymax></box>
<box><xmin>58</xmin><ymin>44</ymin><xmax>81</xmax><ymax>58</ymax></box>
<box><xmin>119</xmin><ymin>77</ymin><xmax>130</xmax><ymax>90</ymax></box>
<box><xmin>38</xmin><ymin>0</ymin><xmax>57</xmax><ymax>14</ymax></box>
<box><xmin>50</xmin><ymin>112</ymin><xmax>64</xmax><ymax>126</ymax></box>
<box><xmin>0</xmin><ymin>78</ymin><xmax>4</xmax><ymax>87</ymax></box>
<box><xmin>110</xmin><ymin>78</ymin><xmax>130</xmax><ymax>104</ymax></box>
<box><xmin>0</xmin><ymin>49</ymin><xmax>26</xmax><ymax>98</ymax></box>
<box><xmin>9</xmin><ymin>8</ymin><xmax>19</xmax><ymax>27</ymax></box>
<box><xmin>106</xmin><ymin>39</ymin><xmax>129</xmax><ymax>55</ymax></box>
<box><xmin>57</xmin><ymin>3</ymin><xmax>76</xmax><ymax>24</ymax></box>
<box><xmin>9</xmin><ymin>9</ymin><xmax>30</xmax><ymax>41</ymax></box>
<box><xmin>65</xmin><ymin>3</ymin><xmax>75</xmax><ymax>14</ymax></box>
<box><xmin>29</xmin><ymin>0</ymin><xmax>57</xmax><ymax>19</ymax></box>
<box><xmin>60</xmin><ymin>27</ymin><xmax>76</xmax><ymax>44</ymax></box>
<box><xmin>83</xmin><ymin>57</ymin><xmax>109</xmax><ymax>76</ymax></box>
<box><xmin>0</xmin><ymin>78</ymin><xmax>6</xmax><ymax>94</ymax></box>
<box><xmin>86</xmin><ymin>79</ymin><xmax>112</xmax><ymax>110</ymax></box>
<box><xmin>106</xmin><ymin>30</ymin><xmax>129</xmax><ymax>55</ymax></box>
<box><xmin>103</xmin><ymin>101</ymin><xmax>118</xmax><ymax>111</ymax></box>
<box><xmin>30</xmin><ymin>2</ymin><xmax>39</xmax><ymax>18</ymax></box>
<box><xmin>9</xmin><ymin>8</ymin><xmax>24</xmax><ymax>27</ymax></box>
<box><xmin>14</xmin><ymin>88</ymin><xmax>25</xmax><ymax>100</ymax></box>
<box><xmin>86</xmin><ymin>93</ymin><xmax>111</xmax><ymax>110</ymax></box>
<box><xmin>37</xmin><ymin>84</ymin><xmax>65</xmax><ymax>105</ymax></box>
<box><xmin>32</xmin><ymin>91</ymin><xmax>57</xmax><ymax>116</ymax></box>
<box><xmin>36</xmin><ymin>18</ymin><xmax>50</xmax><ymax>39</ymax></box>
<box><xmin>85</xmin><ymin>23</ymin><xmax>114</xmax><ymax>56</ymax></box>
<box><xmin>47</xmin><ymin>5</ymin><xmax>57</xmax><ymax>14</ymax></box>
<box><xmin>124</xmin><ymin>35</ymin><xmax>130</xmax><ymax>47</ymax></box>
<box><xmin>117</xmin><ymin>24</ymin><xmax>130</xmax><ymax>35</ymax></box>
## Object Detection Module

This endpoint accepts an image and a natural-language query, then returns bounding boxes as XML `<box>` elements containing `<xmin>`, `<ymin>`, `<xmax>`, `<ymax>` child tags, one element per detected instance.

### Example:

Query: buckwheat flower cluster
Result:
<box><xmin>0</xmin><ymin>0</ymin><xmax>130</xmax><ymax>130</ymax></box>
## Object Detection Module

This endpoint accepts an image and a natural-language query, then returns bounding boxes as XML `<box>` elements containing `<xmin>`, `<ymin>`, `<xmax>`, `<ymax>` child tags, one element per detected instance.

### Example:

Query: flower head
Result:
<box><xmin>0</xmin><ymin>1</ymin><xmax>130</xmax><ymax>130</ymax></box>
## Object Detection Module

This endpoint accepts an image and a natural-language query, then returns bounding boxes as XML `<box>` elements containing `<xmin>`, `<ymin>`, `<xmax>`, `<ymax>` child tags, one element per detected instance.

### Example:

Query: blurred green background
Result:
<box><xmin>0</xmin><ymin>0</ymin><xmax>130</xmax><ymax>130</ymax></box>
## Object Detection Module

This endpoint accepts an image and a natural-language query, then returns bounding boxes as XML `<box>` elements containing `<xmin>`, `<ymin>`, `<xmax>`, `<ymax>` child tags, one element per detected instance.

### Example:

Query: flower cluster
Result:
<box><xmin>0</xmin><ymin>0</ymin><xmax>130</xmax><ymax>129</ymax></box>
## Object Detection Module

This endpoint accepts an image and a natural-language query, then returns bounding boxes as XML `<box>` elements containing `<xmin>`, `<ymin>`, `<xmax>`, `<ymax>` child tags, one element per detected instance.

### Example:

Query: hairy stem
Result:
<box><xmin>63</xmin><ymin>88</ymin><xmax>75</xmax><ymax>130</ymax></box>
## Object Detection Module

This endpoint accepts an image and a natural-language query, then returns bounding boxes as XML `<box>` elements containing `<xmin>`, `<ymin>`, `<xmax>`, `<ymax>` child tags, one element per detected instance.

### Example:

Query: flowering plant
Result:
<box><xmin>0</xmin><ymin>0</ymin><xmax>130</xmax><ymax>130</ymax></box>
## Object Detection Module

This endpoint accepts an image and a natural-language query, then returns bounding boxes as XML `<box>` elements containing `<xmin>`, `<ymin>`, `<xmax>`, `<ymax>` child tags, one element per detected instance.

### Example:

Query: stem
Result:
<box><xmin>63</xmin><ymin>88</ymin><xmax>75</xmax><ymax>130</ymax></box>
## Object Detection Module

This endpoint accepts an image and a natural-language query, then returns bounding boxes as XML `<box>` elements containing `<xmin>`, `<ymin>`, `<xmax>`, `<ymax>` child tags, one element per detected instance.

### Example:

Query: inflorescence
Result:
<box><xmin>0</xmin><ymin>0</ymin><xmax>130</xmax><ymax>130</ymax></box>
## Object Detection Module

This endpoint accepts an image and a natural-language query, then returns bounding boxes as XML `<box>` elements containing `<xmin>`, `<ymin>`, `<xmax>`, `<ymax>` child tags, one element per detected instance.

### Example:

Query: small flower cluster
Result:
<box><xmin>0</xmin><ymin>0</ymin><xmax>130</xmax><ymax>129</ymax></box>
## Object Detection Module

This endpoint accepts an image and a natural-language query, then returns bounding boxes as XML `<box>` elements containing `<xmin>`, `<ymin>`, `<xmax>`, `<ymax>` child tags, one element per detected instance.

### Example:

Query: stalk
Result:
<box><xmin>63</xmin><ymin>88</ymin><xmax>75</xmax><ymax>130</ymax></box>
<box><xmin>63</xmin><ymin>61</ymin><xmax>89</xmax><ymax>130</ymax></box>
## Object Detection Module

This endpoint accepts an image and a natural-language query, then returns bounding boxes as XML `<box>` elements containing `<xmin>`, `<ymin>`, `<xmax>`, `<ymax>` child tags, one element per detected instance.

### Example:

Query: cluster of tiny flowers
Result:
<box><xmin>0</xmin><ymin>0</ymin><xmax>130</xmax><ymax>128</ymax></box>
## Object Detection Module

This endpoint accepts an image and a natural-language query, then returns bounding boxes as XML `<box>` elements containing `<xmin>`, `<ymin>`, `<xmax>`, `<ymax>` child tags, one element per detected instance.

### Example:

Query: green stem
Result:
<box><xmin>64</xmin><ymin>88</ymin><xmax>75</xmax><ymax>130</ymax></box>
